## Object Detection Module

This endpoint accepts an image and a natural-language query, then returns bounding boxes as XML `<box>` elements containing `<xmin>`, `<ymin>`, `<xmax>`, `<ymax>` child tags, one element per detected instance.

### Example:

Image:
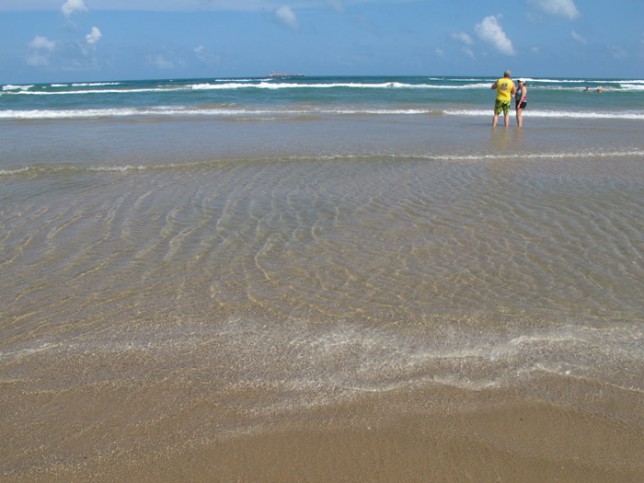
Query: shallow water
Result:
<box><xmin>1</xmin><ymin>99</ymin><xmax>643</xmax><ymax>478</ymax></box>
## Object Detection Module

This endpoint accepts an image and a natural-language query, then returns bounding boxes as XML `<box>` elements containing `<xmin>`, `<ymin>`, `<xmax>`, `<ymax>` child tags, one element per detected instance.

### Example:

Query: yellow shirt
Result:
<box><xmin>495</xmin><ymin>77</ymin><xmax>515</xmax><ymax>103</ymax></box>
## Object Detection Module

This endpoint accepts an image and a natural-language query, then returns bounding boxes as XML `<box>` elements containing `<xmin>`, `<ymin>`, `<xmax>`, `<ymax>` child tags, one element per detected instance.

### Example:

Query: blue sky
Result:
<box><xmin>1</xmin><ymin>0</ymin><xmax>643</xmax><ymax>83</ymax></box>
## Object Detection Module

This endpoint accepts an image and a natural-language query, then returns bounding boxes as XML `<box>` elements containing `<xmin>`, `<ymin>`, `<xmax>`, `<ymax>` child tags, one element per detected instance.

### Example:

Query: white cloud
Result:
<box><xmin>527</xmin><ymin>0</ymin><xmax>579</xmax><ymax>20</ymax></box>
<box><xmin>275</xmin><ymin>6</ymin><xmax>299</xmax><ymax>30</ymax></box>
<box><xmin>86</xmin><ymin>26</ymin><xmax>102</xmax><ymax>45</ymax></box>
<box><xmin>475</xmin><ymin>15</ymin><xmax>515</xmax><ymax>56</ymax></box>
<box><xmin>27</xmin><ymin>35</ymin><xmax>56</xmax><ymax>66</ymax></box>
<box><xmin>61</xmin><ymin>0</ymin><xmax>87</xmax><ymax>17</ymax></box>
<box><xmin>451</xmin><ymin>32</ymin><xmax>475</xmax><ymax>58</ymax></box>
<box><xmin>29</xmin><ymin>35</ymin><xmax>56</xmax><ymax>51</ymax></box>
<box><xmin>451</xmin><ymin>32</ymin><xmax>473</xmax><ymax>46</ymax></box>
<box><xmin>571</xmin><ymin>30</ymin><xmax>586</xmax><ymax>45</ymax></box>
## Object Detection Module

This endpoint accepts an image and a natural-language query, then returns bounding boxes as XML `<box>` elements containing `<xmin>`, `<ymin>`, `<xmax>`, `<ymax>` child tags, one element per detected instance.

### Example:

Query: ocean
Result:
<box><xmin>1</xmin><ymin>75</ymin><xmax>643</xmax><ymax>480</ymax></box>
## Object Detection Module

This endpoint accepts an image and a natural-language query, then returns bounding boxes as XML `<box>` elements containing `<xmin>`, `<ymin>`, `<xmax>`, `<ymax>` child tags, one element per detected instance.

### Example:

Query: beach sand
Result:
<box><xmin>2</xmin><ymin>376</ymin><xmax>642</xmax><ymax>482</ymax></box>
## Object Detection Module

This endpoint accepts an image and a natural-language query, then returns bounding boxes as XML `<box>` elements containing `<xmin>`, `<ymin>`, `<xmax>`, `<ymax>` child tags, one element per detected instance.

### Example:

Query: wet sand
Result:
<box><xmin>2</xmin><ymin>377</ymin><xmax>642</xmax><ymax>482</ymax></box>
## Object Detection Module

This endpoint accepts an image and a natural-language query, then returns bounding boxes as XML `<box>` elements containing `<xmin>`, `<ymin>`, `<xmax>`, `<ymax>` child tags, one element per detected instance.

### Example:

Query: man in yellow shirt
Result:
<box><xmin>491</xmin><ymin>70</ymin><xmax>516</xmax><ymax>128</ymax></box>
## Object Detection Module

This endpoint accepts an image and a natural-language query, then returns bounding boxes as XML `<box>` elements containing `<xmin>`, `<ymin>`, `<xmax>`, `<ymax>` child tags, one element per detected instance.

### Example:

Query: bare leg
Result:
<box><xmin>493</xmin><ymin>113</ymin><xmax>499</xmax><ymax>127</ymax></box>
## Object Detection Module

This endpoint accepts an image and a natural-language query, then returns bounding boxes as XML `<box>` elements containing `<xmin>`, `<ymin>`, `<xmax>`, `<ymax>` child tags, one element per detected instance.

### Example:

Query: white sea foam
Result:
<box><xmin>190</xmin><ymin>81</ymin><xmax>494</xmax><ymax>90</ymax></box>
<box><xmin>430</xmin><ymin>150</ymin><xmax>644</xmax><ymax>162</ymax></box>
<box><xmin>2</xmin><ymin>87</ymin><xmax>181</xmax><ymax>96</ymax></box>
<box><xmin>0</xmin><ymin>167</ymin><xmax>32</xmax><ymax>176</ymax></box>
<box><xmin>445</xmin><ymin>108</ymin><xmax>644</xmax><ymax>120</ymax></box>
<box><xmin>0</xmin><ymin>108</ymin><xmax>143</xmax><ymax>119</ymax></box>
<box><xmin>71</xmin><ymin>81</ymin><xmax>121</xmax><ymax>87</ymax></box>
<box><xmin>619</xmin><ymin>82</ymin><xmax>644</xmax><ymax>91</ymax></box>
<box><xmin>3</xmin><ymin>148</ymin><xmax>643</xmax><ymax>179</ymax></box>
<box><xmin>4</xmin><ymin>82</ymin><xmax>119</xmax><ymax>90</ymax></box>
<box><xmin>2</xmin><ymin>84</ymin><xmax>34</xmax><ymax>91</ymax></box>
<box><xmin>2</xmin><ymin>105</ymin><xmax>643</xmax><ymax>121</ymax></box>
<box><xmin>2</xmin><ymin>315</ymin><xmax>641</xmax><ymax>398</ymax></box>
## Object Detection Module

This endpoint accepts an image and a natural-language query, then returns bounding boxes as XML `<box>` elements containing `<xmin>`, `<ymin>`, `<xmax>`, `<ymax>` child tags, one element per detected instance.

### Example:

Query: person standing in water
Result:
<box><xmin>515</xmin><ymin>80</ymin><xmax>528</xmax><ymax>127</ymax></box>
<box><xmin>491</xmin><ymin>70</ymin><xmax>516</xmax><ymax>128</ymax></box>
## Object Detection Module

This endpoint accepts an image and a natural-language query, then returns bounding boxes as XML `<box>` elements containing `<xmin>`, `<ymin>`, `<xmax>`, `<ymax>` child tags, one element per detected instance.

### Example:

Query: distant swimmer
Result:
<box><xmin>491</xmin><ymin>70</ymin><xmax>516</xmax><ymax>128</ymax></box>
<box><xmin>596</xmin><ymin>86</ymin><xmax>603</xmax><ymax>93</ymax></box>
<box><xmin>584</xmin><ymin>86</ymin><xmax>590</xmax><ymax>92</ymax></box>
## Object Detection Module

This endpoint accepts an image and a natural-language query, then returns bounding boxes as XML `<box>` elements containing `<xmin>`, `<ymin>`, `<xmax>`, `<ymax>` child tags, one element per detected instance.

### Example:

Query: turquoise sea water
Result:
<box><xmin>1</xmin><ymin>75</ymin><xmax>643</xmax><ymax>477</ymax></box>
<box><xmin>2</xmin><ymin>75</ymin><xmax>643</xmax><ymax>124</ymax></box>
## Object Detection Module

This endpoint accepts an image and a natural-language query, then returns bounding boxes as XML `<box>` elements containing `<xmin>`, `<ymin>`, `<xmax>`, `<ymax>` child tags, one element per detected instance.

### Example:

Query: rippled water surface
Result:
<box><xmin>1</xmin><ymin>109</ymin><xmax>643</xmax><ymax>477</ymax></box>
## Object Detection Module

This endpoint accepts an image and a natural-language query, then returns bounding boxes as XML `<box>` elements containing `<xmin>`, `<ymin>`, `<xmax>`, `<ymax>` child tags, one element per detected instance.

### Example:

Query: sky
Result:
<box><xmin>1</xmin><ymin>0</ymin><xmax>643</xmax><ymax>84</ymax></box>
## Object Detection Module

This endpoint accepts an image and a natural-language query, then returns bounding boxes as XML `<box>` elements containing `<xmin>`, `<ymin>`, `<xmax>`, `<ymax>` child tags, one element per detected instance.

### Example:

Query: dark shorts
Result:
<box><xmin>494</xmin><ymin>99</ymin><xmax>511</xmax><ymax>115</ymax></box>
<box><xmin>516</xmin><ymin>101</ymin><xmax>527</xmax><ymax>109</ymax></box>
